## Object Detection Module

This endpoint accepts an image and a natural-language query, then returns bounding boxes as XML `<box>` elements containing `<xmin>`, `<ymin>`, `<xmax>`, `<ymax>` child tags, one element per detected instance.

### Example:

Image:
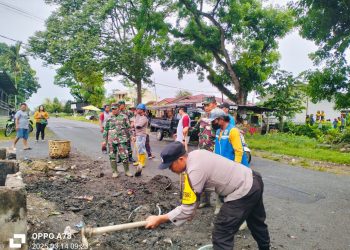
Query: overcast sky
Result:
<box><xmin>0</xmin><ymin>0</ymin><xmax>317</xmax><ymax>108</ymax></box>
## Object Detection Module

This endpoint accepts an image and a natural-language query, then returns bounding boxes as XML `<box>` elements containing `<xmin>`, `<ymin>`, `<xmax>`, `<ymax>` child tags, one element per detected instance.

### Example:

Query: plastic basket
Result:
<box><xmin>48</xmin><ymin>140</ymin><xmax>71</xmax><ymax>159</ymax></box>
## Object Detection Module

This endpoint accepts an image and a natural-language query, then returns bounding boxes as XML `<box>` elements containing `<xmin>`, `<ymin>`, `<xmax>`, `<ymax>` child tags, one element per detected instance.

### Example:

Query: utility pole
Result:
<box><xmin>153</xmin><ymin>77</ymin><xmax>158</xmax><ymax>102</ymax></box>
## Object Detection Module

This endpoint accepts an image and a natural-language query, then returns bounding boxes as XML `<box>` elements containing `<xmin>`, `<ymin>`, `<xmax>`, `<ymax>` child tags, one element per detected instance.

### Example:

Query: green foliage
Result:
<box><xmin>40</xmin><ymin>97</ymin><xmax>64</xmax><ymax>113</ymax></box>
<box><xmin>261</xmin><ymin>71</ymin><xmax>306</xmax><ymax>130</ymax></box>
<box><xmin>162</xmin><ymin>0</ymin><xmax>294</xmax><ymax>104</ymax></box>
<box><xmin>28</xmin><ymin>0</ymin><xmax>170</xmax><ymax>105</ymax></box>
<box><xmin>0</xmin><ymin>42</ymin><xmax>40</xmax><ymax>106</ymax></box>
<box><xmin>285</xmin><ymin>123</ymin><xmax>323</xmax><ymax>140</ymax></box>
<box><xmin>246</xmin><ymin>133</ymin><xmax>350</xmax><ymax>165</ymax></box>
<box><xmin>293</xmin><ymin>0</ymin><xmax>350</xmax><ymax>109</ymax></box>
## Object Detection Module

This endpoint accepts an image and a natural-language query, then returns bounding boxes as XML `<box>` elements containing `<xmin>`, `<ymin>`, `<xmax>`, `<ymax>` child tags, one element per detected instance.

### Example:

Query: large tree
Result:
<box><xmin>161</xmin><ymin>0</ymin><xmax>294</xmax><ymax>104</ymax></box>
<box><xmin>261</xmin><ymin>70</ymin><xmax>306</xmax><ymax>131</ymax></box>
<box><xmin>0</xmin><ymin>42</ymin><xmax>40</xmax><ymax>106</ymax></box>
<box><xmin>293</xmin><ymin>0</ymin><xmax>350</xmax><ymax>109</ymax></box>
<box><xmin>28</xmin><ymin>0</ymin><xmax>169</xmax><ymax>104</ymax></box>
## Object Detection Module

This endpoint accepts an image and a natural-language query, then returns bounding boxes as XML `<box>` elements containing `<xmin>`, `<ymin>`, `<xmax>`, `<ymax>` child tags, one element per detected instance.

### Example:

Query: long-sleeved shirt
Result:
<box><xmin>34</xmin><ymin>111</ymin><xmax>49</xmax><ymax>123</ymax></box>
<box><xmin>167</xmin><ymin>150</ymin><xmax>253</xmax><ymax>226</ymax></box>
<box><xmin>134</xmin><ymin>114</ymin><xmax>148</xmax><ymax>136</ymax></box>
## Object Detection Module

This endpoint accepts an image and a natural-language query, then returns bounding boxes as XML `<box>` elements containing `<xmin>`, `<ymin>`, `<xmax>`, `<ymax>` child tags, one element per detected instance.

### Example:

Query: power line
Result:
<box><xmin>0</xmin><ymin>34</ymin><xmax>27</xmax><ymax>45</ymax></box>
<box><xmin>153</xmin><ymin>81</ymin><xmax>220</xmax><ymax>94</ymax></box>
<box><xmin>0</xmin><ymin>1</ymin><xmax>45</xmax><ymax>23</ymax></box>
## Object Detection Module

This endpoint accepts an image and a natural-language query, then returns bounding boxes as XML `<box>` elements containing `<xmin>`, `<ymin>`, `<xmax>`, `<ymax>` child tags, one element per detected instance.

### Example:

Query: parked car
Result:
<box><xmin>149</xmin><ymin>106</ymin><xmax>202</xmax><ymax>141</ymax></box>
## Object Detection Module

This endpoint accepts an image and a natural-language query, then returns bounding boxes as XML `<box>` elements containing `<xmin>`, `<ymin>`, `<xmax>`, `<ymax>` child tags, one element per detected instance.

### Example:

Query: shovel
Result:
<box><xmin>81</xmin><ymin>221</ymin><xmax>148</xmax><ymax>248</ymax></box>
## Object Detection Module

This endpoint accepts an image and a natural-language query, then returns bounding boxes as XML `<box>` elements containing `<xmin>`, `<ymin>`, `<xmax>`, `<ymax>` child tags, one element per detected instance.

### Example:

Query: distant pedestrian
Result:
<box><xmin>333</xmin><ymin>118</ymin><xmax>338</xmax><ymax>129</ymax></box>
<box><xmin>99</xmin><ymin>104</ymin><xmax>111</xmax><ymax>153</ymax></box>
<box><xmin>99</xmin><ymin>104</ymin><xmax>111</xmax><ymax>133</ymax></box>
<box><xmin>34</xmin><ymin>105</ymin><xmax>49</xmax><ymax>142</ymax></box>
<box><xmin>310</xmin><ymin>114</ymin><xmax>315</xmax><ymax>126</ymax></box>
<box><xmin>340</xmin><ymin>115</ymin><xmax>346</xmax><ymax>131</ymax></box>
<box><xmin>174</xmin><ymin>107</ymin><xmax>191</xmax><ymax>152</ymax></box>
<box><xmin>220</xmin><ymin>102</ymin><xmax>235</xmax><ymax>126</ymax></box>
<box><xmin>12</xmin><ymin>103</ymin><xmax>31</xmax><ymax>150</ymax></box>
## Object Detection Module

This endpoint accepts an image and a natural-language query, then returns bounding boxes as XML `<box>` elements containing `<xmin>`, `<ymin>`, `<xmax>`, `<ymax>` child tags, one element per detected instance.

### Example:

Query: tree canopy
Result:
<box><xmin>0</xmin><ymin>42</ymin><xmax>40</xmax><ymax>106</ymax></box>
<box><xmin>28</xmin><ymin>0</ymin><xmax>169</xmax><ymax>105</ymax></box>
<box><xmin>161</xmin><ymin>0</ymin><xmax>294</xmax><ymax>104</ymax></box>
<box><xmin>293</xmin><ymin>0</ymin><xmax>350</xmax><ymax>109</ymax></box>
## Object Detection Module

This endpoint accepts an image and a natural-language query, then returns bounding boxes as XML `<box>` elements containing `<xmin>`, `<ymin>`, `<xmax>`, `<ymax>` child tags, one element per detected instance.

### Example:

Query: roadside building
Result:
<box><xmin>0</xmin><ymin>71</ymin><xmax>17</xmax><ymax>128</ymax></box>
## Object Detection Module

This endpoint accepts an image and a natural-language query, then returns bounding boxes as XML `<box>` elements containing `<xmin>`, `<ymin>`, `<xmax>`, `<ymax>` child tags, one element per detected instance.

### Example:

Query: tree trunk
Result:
<box><xmin>237</xmin><ymin>89</ymin><xmax>247</xmax><ymax>105</ymax></box>
<box><xmin>279</xmin><ymin>116</ymin><xmax>284</xmax><ymax>132</ymax></box>
<box><xmin>136</xmin><ymin>80</ymin><xmax>142</xmax><ymax>104</ymax></box>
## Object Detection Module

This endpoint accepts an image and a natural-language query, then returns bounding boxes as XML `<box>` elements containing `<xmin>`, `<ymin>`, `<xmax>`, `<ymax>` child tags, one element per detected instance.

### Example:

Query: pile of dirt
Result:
<box><xmin>24</xmin><ymin>154</ymin><xmax>256</xmax><ymax>249</ymax></box>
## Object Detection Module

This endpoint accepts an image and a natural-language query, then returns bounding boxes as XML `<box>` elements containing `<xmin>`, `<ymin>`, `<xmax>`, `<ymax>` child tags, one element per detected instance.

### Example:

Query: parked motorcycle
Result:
<box><xmin>4</xmin><ymin>118</ymin><xmax>33</xmax><ymax>137</ymax></box>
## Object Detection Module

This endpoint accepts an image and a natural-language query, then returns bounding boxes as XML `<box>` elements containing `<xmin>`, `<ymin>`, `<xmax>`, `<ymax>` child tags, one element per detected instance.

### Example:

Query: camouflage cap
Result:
<box><xmin>118</xmin><ymin>100</ymin><xmax>126</xmax><ymax>105</ymax></box>
<box><xmin>203</xmin><ymin>96</ymin><xmax>216</xmax><ymax>105</ymax></box>
<box><xmin>111</xmin><ymin>103</ymin><xmax>119</xmax><ymax>109</ymax></box>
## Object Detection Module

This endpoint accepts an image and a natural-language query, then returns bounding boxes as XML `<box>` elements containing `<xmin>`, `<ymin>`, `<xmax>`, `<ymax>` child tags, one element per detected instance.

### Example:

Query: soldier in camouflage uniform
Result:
<box><xmin>119</xmin><ymin>100</ymin><xmax>136</xmax><ymax>163</ymax></box>
<box><xmin>103</xmin><ymin>103</ymin><xmax>133</xmax><ymax>177</ymax></box>
<box><xmin>193</xmin><ymin>102</ymin><xmax>216</xmax><ymax>152</ymax></box>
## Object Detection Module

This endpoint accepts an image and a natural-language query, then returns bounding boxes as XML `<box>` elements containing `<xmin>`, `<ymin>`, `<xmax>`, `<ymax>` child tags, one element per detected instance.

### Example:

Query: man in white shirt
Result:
<box><xmin>174</xmin><ymin>107</ymin><xmax>191</xmax><ymax>151</ymax></box>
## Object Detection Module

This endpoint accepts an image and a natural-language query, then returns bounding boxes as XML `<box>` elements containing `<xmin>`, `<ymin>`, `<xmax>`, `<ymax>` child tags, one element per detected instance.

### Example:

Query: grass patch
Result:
<box><xmin>0</xmin><ymin>129</ymin><xmax>16</xmax><ymax>141</ymax></box>
<box><xmin>246</xmin><ymin>133</ymin><xmax>350</xmax><ymax>165</ymax></box>
<box><xmin>61</xmin><ymin>115</ymin><xmax>99</xmax><ymax>125</ymax></box>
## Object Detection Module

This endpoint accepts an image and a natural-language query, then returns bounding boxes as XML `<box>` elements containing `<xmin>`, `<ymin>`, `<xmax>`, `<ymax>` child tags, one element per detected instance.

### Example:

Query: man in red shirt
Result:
<box><xmin>175</xmin><ymin>107</ymin><xmax>190</xmax><ymax>151</ymax></box>
<box><xmin>99</xmin><ymin>104</ymin><xmax>111</xmax><ymax>153</ymax></box>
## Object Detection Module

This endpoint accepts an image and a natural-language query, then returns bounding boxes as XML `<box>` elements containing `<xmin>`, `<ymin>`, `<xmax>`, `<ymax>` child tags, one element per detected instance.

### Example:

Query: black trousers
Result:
<box><xmin>213</xmin><ymin>171</ymin><xmax>270</xmax><ymax>250</ymax></box>
<box><xmin>145</xmin><ymin>134</ymin><xmax>152</xmax><ymax>157</ymax></box>
<box><xmin>36</xmin><ymin>123</ymin><xmax>47</xmax><ymax>140</ymax></box>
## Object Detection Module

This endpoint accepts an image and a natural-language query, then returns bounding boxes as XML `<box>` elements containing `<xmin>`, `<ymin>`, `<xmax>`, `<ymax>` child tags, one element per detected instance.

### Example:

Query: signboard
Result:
<box><xmin>71</xmin><ymin>104</ymin><xmax>77</xmax><ymax>109</ymax></box>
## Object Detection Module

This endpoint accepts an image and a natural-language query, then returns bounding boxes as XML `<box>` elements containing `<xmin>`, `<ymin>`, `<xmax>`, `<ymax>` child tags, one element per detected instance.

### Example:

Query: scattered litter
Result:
<box><xmin>128</xmin><ymin>205</ymin><xmax>143</xmax><ymax>220</ymax></box>
<box><xmin>24</xmin><ymin>157</ymin><xmax>32</xmax><ymax>163</ymax></box>
<box><xmin>74</xmin><ymin>195</ymin><xmax>94</xmax><ymax>201</ymax></box>
<box><xmin>71</xmin><ymin>165</ymin><xmax>77</xmax><ymax>170</ymax></box>
<box><xmin>142</xmin><ymin>239</ymin><xmax>147</xmax><ymax>244</ymax></box>
<box><xmin>287</xmin><ymin>234</ymin><xmax>297</xmax><ymax>239</ymax></box>
<box><xmin>64</xmin><ymin>226</ymin><xmax>79</xmax><ymax>235</ymax></box>
<box><xmin>163</xmin><ymin>238</ymin><xmax>173</xmax><ymax>245</ymax></box>
<box><xmin>127</xmin><ymin>189</ymin><xmax>135</xmax><ymax>195</ymax></box>
<box><xmin>47</xmin><ymin>161</ymin><xmax>52</xmax><ymax>164</ymax></box>
<box><xmin>75</xmin><ymin>221</ymin><xmax>85</xmax><ymax>229</ymax></box>
<box><xmin>156</xmin><ymin>204</ymin><xmax>162</xmax><ymax>215</ymax></box>
<box><xmin>48</xmin><ymin>211</ymin><xmax>62</xmax><ymax>217</ymax></box>
<box><xmin>54</xmin><ymin>166</ymin><xmax>68</xmax><ymax>171</ymax></box>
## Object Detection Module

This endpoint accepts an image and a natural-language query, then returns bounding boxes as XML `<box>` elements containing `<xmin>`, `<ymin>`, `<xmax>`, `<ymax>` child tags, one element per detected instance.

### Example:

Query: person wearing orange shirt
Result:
<box><xmin>34</xmin><ymin>105</ymin><xmax>49</xmax><ymax>142</ymax></box>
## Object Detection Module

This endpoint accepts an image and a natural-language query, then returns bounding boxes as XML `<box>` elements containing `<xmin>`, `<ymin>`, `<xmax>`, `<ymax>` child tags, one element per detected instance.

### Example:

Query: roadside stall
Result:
<box><xmin>235</xmin><ymin>105</ymin><xmax>276</xmax><ymax>134</ymax></box>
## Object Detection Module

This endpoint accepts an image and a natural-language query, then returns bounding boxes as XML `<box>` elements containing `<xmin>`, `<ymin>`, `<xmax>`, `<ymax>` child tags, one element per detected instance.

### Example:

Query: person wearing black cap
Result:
<box><xmin>145</xmin><ymin>142</ymin><xmax>270</xmax><ymax>250</ymax></box>
<box><xmin>220</xmin><ymin>102</ymin><xmax>235</xmax><ymax>126</ymax></box>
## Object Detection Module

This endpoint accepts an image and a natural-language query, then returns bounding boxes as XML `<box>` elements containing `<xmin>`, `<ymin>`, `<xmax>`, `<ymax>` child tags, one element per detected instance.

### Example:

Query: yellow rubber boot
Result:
<box><xmin>139</xmin><ymin>154</ymin><xmax>146</xmax><ymax>168</ymax></box>
<box><xmin>133</xmin><ymin>154</ymin><xmax>140</xmax><ymax>166</ymax></box>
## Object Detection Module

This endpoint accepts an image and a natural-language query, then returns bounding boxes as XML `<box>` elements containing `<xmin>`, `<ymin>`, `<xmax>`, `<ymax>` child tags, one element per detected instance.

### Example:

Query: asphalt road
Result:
<box><xmin>5</xmin><ymin>118</ymin><xmax>350</xmax><ymax>250</ymax></box>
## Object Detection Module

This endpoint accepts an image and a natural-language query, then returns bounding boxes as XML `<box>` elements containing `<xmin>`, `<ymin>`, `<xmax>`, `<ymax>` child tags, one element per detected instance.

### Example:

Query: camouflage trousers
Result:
<box><xmin>108</xmin><ymin>142</ymin><xmax>128</xmax><ymax>165</ymax></box>
<box><xmin>127</xmin><ymin>137</ymin><xmax>133</xmax><ymax>158</ymax></box>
